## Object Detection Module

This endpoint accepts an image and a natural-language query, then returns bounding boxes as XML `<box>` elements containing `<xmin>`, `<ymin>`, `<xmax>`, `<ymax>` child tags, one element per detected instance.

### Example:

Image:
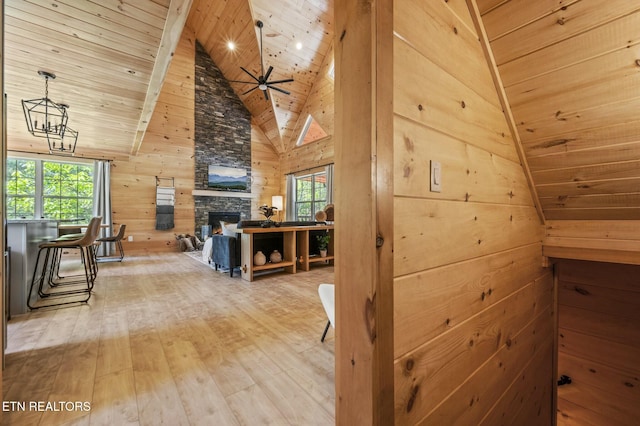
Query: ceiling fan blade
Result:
<box><xmin>267</xmin><ymin>85</ymin><xmax>291</xmax><ymax>95</ymax></box>
<box><xmin>240</xmin><ymin>67</ymin><xmax>260</xmax><ymax>83</ymax></box>
<box><xmin>242</xmin><ymin>86</ymin><xmax>259</xmax><ymax>95</ymax></box>
<box><xmin>264</xmin><ymin>66</ymin><xmax>274</xmax><ymax>81</ymax></box>
<box><xmin>267</xmin><ymin>78</ymin><xmax>294</xmax><ymax>85</ymax></box>
<box><xmin>263</xmin><ymin>89</ymin><xmax>269</xmax><ymax>101</ymax></box>
<box><xmin>228</xmin><ymin>80</ymin><xmax>258</xmax><ymax>84</ymax></box>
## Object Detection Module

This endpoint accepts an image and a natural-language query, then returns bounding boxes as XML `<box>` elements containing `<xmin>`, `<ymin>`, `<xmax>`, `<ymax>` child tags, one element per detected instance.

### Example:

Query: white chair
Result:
<box><xmin>318</xmin><ymin>283</ymin><xmax>335</xmax><ymax>342</ymax></box>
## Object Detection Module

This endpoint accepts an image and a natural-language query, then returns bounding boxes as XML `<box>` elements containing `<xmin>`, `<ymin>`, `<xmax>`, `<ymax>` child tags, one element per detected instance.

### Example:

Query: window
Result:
<box><xmin>296</xmin><ymin>114</ymin><xmax>328</xmax><ymax>146</ymax></box>
<box><xmin>6</xmin><ymin>157</ymin><xmax>94</xmax><ymax>221</ymax></box>
<box><xmin>294</xmin><ymin>170</ymin><xmax>327</xmax><ymax>221</ymax></box>
<box><xmin>6</xmin><ymin>158</ymin><xmax>37</xmax><ymax>219</ymax></box>
<box><xmin>43</xmin><ymin>162</ymin><xmax>94</xmax><ymax>220</ymax></box>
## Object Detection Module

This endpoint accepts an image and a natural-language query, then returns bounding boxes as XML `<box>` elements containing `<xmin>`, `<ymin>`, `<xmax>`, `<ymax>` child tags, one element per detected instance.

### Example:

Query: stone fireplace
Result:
<box><xmin>193</xmin><ymin>41</ymin><xmax>252</xmax><ymax>236</ymax></box>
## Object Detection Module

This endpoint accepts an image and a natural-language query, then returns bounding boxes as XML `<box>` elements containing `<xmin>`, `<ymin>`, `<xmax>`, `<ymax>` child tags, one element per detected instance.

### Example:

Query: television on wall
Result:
<box><xmin>208</xmin><ymin>165</ymin><xmax>248</xmax><ymax>191</ymax></box>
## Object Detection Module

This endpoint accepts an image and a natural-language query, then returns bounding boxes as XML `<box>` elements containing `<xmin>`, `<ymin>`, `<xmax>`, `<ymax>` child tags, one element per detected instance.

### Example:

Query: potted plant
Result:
<box><xmin>316</xmin><ymin>233</ymin><xmax>330</xmax><ymax>257</ymax></box>
<box><xmin>258</xmin><ymin>204</ymin><xmax>278</xmax><ymax>227</ymax></box>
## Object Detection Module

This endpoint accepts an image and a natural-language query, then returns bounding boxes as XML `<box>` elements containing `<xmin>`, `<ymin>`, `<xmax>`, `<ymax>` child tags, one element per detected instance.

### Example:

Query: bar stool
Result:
<box><xmin>27</xmin><ymin>216</ymin><xmax>102</xmax><ymax>309</ymax></box>
<box><xmin>96</xmin><ymin>224</ymin><xmax>126</xmax><ymax>262</ymax></box>
<box><xmin>49</xmin><ymin>217</ymin><xmax>102</xmax><ymax>286</ymax></box>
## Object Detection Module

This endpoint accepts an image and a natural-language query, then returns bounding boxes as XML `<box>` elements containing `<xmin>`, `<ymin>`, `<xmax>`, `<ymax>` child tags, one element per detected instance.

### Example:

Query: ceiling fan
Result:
<box><xmin>229</xmin><ymin>20</ymin><xmax>294</xmax><ymax>100</ymax></box>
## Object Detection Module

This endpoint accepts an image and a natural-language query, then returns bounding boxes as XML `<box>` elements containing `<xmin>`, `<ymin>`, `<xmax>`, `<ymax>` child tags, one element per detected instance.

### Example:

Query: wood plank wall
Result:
<box><xmin>251</xmin><ymin>123</ymin><xmax>282</xmax><ymax>217</ymax></box>
<box><xmin>392</xmin><ymin>1</ymin><xmax>553</xmax><ymax>424</ymax></box>
<box><xmin>556</xmin><ymin>259</ymin><xmax>640</xmax><ymax>426</ymax></box>
<box><xmin>279</xmin><ymin>137</ymin><xmax>334</xmax><ymax>177</ymax></box>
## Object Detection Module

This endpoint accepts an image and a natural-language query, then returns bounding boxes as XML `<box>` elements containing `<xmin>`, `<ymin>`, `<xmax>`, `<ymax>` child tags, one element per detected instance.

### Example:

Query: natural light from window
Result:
<box><xmin>296</xmin><ymin>114</ymin><xmax>328</xmax><ymax>146</ymax></box>
<box><xmin>6</xmin><ymin>157</ymin><xmax>94</xmax><ymax>221</ymax></box>
<box><xmin>294</xmin><ymin>170</ymin><xmax>327</xmax><ymax>221</ymax></box>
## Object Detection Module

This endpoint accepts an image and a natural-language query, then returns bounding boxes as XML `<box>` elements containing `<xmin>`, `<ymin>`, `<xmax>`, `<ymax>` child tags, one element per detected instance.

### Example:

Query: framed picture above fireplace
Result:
<box><xmin>208</xmin><ymin>165</ymin><xmax>248</xmax><ymax>191</ymax></box>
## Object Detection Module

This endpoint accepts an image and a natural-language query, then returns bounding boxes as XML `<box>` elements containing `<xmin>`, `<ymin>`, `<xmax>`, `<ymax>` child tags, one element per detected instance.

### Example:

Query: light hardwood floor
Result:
<box><xmin>3</xmin><ymin>253</ymin><xmax>335</xmax><ymax>425</ymax></box>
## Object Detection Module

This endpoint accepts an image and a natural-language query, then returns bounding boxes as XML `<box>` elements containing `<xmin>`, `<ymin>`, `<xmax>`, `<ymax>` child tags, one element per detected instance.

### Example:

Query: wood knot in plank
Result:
<box><xmin>405</xmin><ymin>358</ymin><xmax>414</xmax><ymax>372</ymax></box>
<box><xmin>538</xmin><ymin>138</ymin><xmax>570</xmax><ymax>149</ymax></box>
<box><xmin>406</xmin><ymin>385</ymin><xmax>419</xmax><ymax>413</ymax></box>
<box><xmin>404</xmin><ymin>135</ymin><xmax>415</xmax><ymax>151</ymax></box>
<box><xmin>365</xmin><ymin>293</ymin><xmax>377</xmax><ymax>343</ymax></box>
<box><xmin>574</xmin><ymin>286</ymin><xmax>590</xmax><ymax>296</ymax></box>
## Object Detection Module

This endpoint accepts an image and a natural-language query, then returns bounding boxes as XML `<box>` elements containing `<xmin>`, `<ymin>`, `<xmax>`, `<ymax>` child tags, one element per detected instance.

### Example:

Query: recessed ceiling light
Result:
<box><xmin>227</xmin><ymin>41</ymin><xmax>236</xmax><ymax>51</ymax></box>
<box><xmin>295</xmin><ymin>42</ymin><xmax>303</xmax><ymax>50</ymax></box>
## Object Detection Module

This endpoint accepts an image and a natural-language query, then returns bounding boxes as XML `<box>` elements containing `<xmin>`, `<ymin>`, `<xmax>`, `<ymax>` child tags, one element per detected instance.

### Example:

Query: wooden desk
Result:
<box><xmin>240</xmin><ymin>225</ymin><xmax>334</xmax><ymax>281</ymax></box>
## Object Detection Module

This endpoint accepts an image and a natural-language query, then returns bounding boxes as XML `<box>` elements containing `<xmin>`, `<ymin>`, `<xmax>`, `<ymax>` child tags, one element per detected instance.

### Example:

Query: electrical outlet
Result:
<box><xmin>430</xmin><ymin>160</ymin><xmax>441</xmax><ymax>192</ymax></box>
<box><xmin>127</xmin><ymin>235</ymin><xmax>133</xmax><ymax>242</ymax></box>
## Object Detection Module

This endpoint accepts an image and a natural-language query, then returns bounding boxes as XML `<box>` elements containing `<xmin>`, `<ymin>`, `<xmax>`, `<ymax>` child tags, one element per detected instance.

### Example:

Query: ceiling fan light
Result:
<box><xmin>230</xmin><ymin>20</ymin><xmax>294</xmax><ymax>100</ymax></box>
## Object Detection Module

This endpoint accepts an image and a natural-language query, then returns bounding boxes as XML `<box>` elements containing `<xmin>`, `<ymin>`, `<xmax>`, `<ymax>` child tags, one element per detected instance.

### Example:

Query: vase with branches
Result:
<box><xmin>259</xmin><ymin>204</ymin><xmax>278</xmax><ymax>227</ymax></box>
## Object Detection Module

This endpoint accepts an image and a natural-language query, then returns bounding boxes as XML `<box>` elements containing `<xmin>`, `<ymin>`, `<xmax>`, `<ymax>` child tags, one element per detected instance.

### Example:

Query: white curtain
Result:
<box><xmin>285</xmin><ymin>173</ymin><xmax>295</xmax><ymax>221</ymax></box>
<box><xmin>93</xmin><ymin>160</ymin><xmax>112</xmax><ymax>255</ymax></box>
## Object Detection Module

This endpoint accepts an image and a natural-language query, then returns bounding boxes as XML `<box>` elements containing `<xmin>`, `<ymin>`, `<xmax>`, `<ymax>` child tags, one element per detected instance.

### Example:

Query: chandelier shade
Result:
<box><xmin>21</xmin><ymin>71</ymin><xmax>79</xmax><ymax>155</ymax></box>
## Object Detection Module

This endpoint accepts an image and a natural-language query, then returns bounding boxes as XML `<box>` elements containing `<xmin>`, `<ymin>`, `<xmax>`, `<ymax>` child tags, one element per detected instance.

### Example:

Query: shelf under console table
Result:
<box><xmin>239</xmin><ymin>224</ymin><xmax>334</xmax><ymax>282</ymax></box>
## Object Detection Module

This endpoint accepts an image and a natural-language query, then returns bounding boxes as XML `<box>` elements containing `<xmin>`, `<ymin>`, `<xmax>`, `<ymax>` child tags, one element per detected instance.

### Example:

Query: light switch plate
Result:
<box><xmin>430</xmin><ymin>160</ymin><xmax>441</xmax><ymax>192</ymax></box>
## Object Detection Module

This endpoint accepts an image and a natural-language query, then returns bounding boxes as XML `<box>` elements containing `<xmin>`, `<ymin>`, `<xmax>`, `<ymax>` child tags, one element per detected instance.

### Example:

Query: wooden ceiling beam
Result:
<box><xmin>132</xmin><ymin>0</ymin><xmax>194</xmax><ymax>155</ymax></box>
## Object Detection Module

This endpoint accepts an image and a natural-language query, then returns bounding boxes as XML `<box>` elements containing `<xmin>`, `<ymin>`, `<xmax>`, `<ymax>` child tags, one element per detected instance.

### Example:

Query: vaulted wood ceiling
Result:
<box><xmin>186</xmin><ymin>0</ymin><xmax>334</xmax><ymax>154</ymax></box>
<box><xmin>476</xmin><ymin>0</ymin><xmax>640</xmax><ymax>220</ymax></box>
<box><xmin>4</xmin><ymin>0</ymin><xmax>188</xmax><ymax>160</ymax></box>
<box><xmin>3</xmin><ymin>0</ymin><xmax>640</xmax><ymax>221</ymax></box>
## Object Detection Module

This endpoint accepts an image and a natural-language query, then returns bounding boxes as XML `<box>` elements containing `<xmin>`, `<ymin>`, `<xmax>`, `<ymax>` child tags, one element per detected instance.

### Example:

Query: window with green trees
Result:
<box><xmin>43</xmin><ymin>162</ymin><xmax>94</xmax><ymax>220</ymax></box>
<box><xmin>6</xmin><ymin>158</ymin><xmax>37</xmax><ymax>219</ymax></box>
<box><xmin>6</xmin><ymin>157</ymin><xmax>94</xmax><ymax>221</ymax></box>
<box><xmin>295</xmin><ymin>171</ymin><xmax>327</xmax><ymax>221</ymax></box>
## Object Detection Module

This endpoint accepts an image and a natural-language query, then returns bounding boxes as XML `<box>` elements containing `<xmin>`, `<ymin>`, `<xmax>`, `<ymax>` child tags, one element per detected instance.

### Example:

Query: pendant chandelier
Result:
<box><xmin>22</xmin><ymin>70</ymin><xmax>78</xmax><ymax>155</ymax></box>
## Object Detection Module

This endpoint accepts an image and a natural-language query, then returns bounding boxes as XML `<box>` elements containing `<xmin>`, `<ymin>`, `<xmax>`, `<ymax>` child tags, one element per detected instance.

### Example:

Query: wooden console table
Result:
<box><xmin>239</xmin><ymin>225</ymin><xmax>334</xmax><ymax>282</ymax></box>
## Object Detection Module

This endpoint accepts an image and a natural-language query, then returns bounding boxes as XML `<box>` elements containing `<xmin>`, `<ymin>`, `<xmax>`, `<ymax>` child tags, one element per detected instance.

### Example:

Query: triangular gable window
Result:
<box><xmin>296</xmin><ymin>114</ymin><xmax>328</xmax><ymax>146</ymax></box>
